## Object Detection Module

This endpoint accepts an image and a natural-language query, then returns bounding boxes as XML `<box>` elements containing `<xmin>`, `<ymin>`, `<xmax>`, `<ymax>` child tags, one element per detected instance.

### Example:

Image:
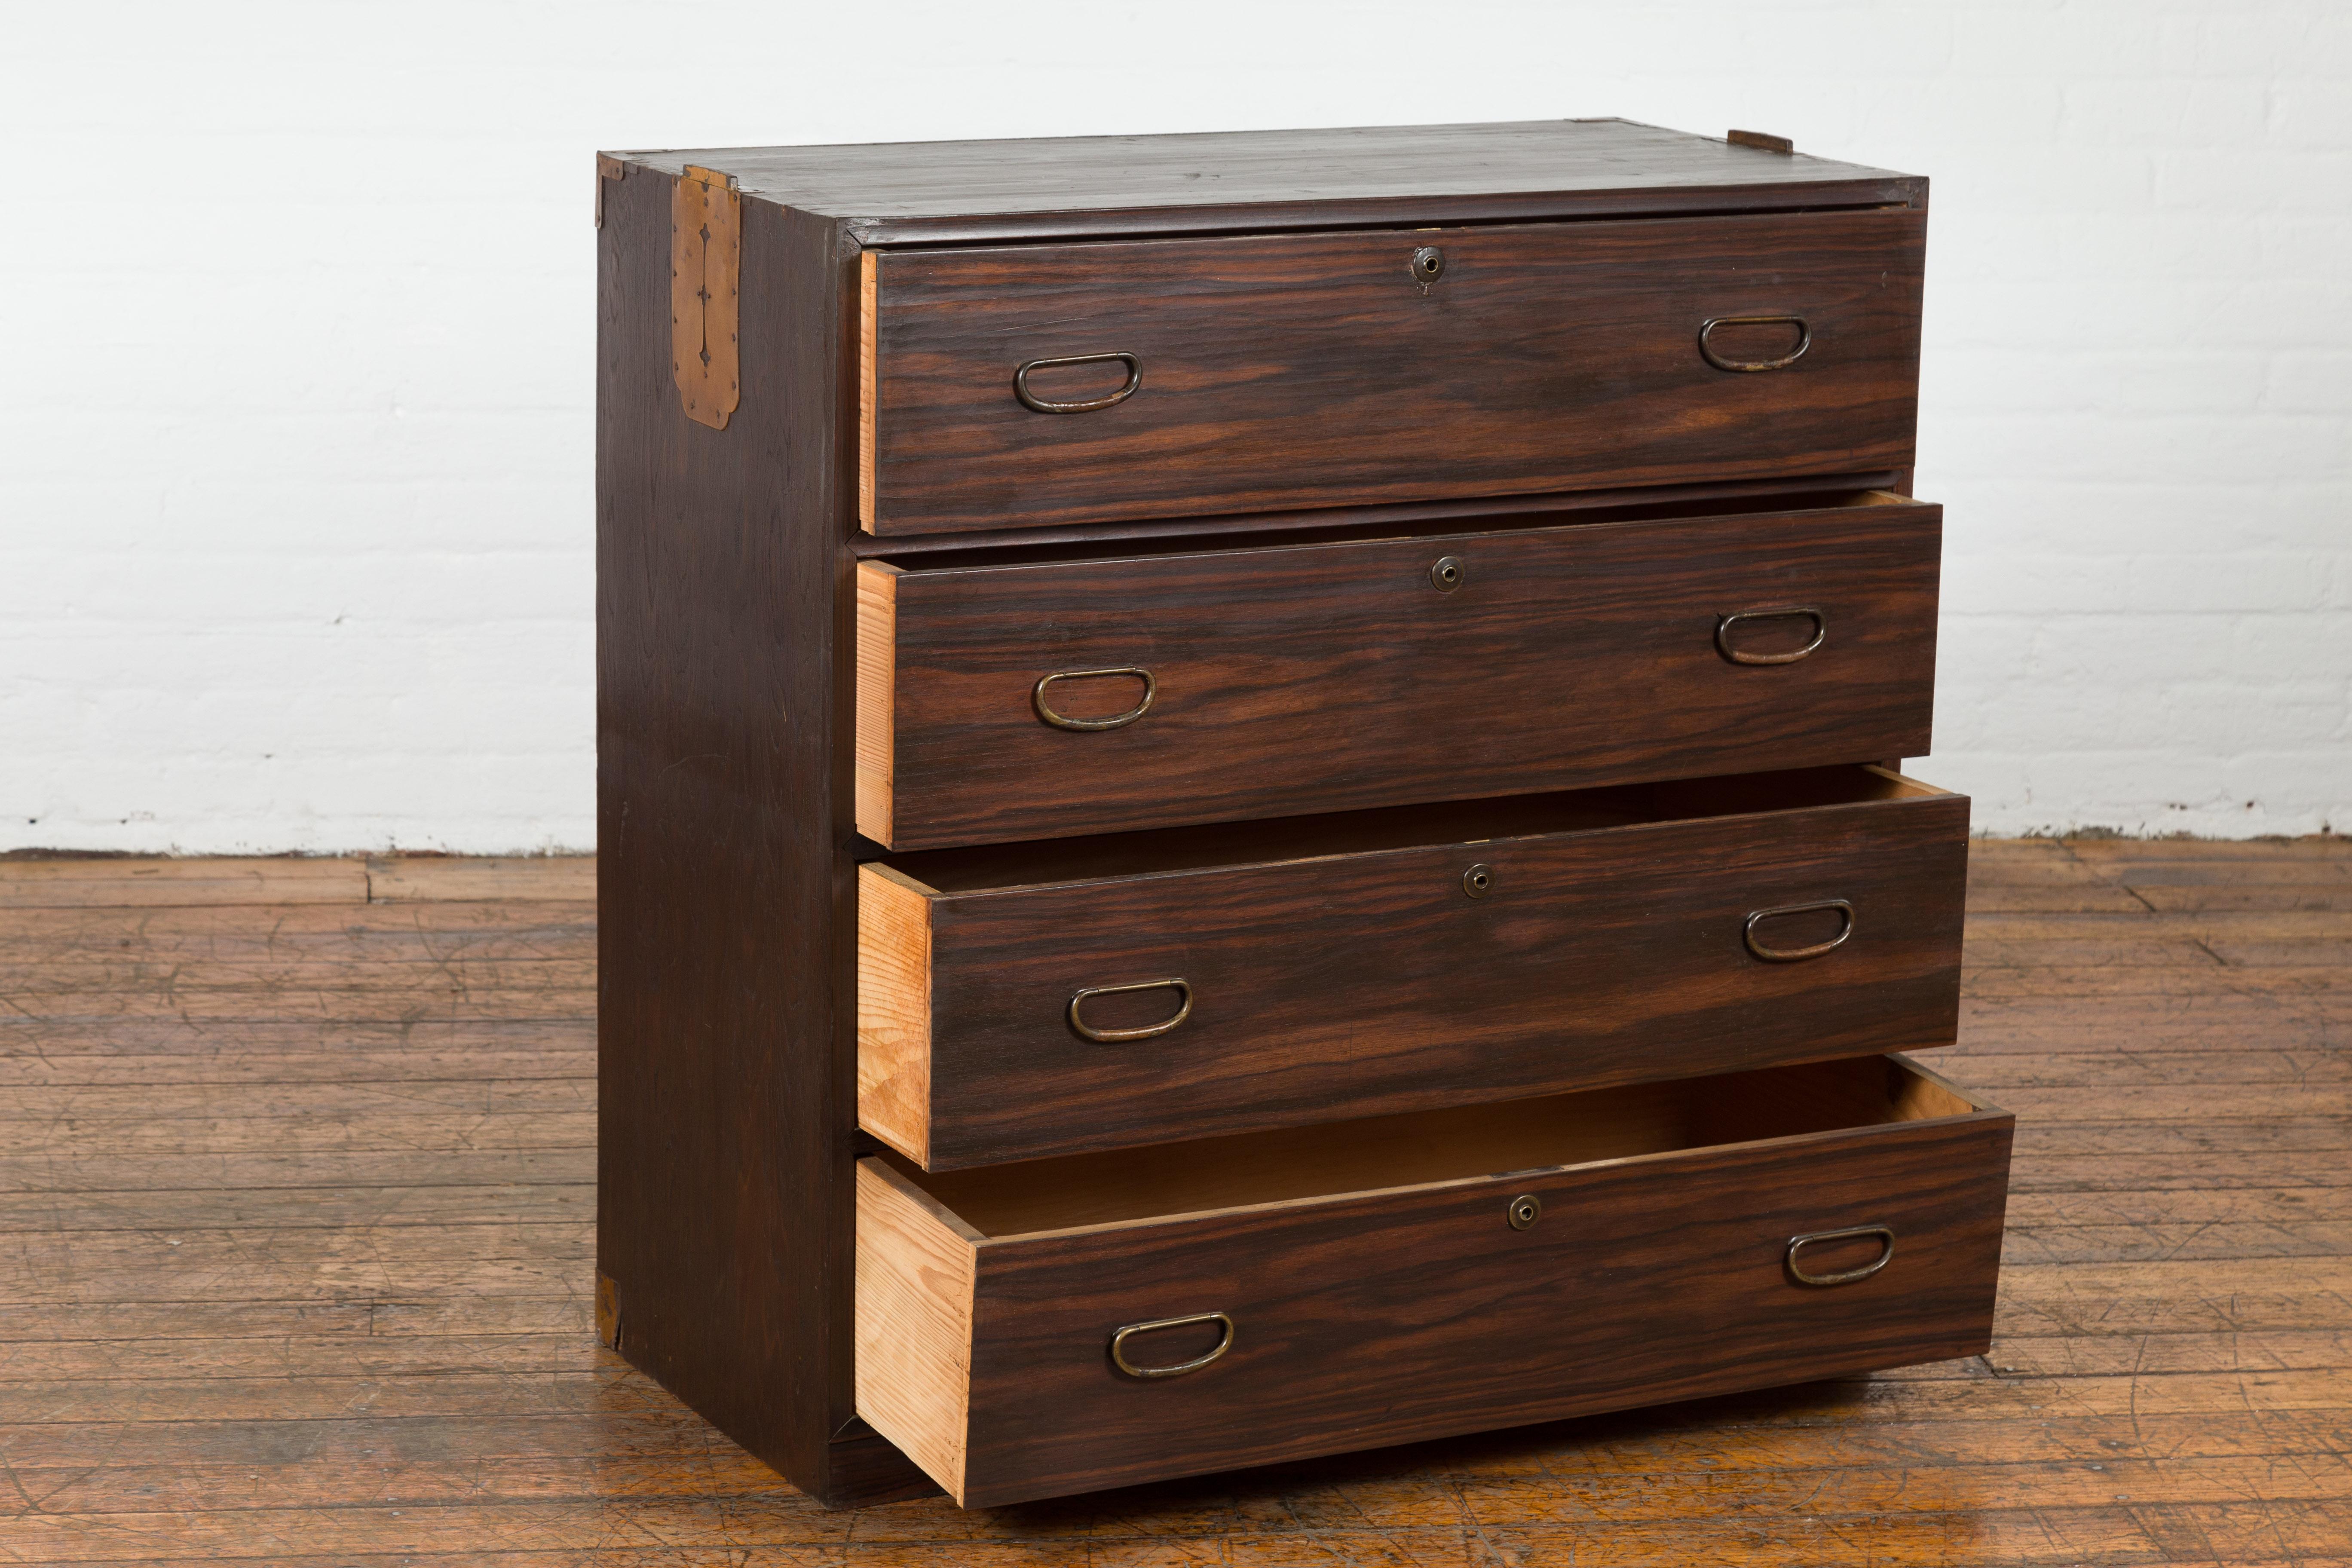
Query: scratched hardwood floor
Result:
<box><xmin>1</xmin><ymin>839</ymin><xmax>2348</xmax><ymax>1565</ymax></box>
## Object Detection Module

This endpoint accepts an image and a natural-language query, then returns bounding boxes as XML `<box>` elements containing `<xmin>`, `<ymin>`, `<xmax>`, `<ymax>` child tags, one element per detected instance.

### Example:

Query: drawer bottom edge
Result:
<box><xmin>873</xmin><ymin>1327</ymin><xmax>1993</xmax><ymax>1510</ymax></box>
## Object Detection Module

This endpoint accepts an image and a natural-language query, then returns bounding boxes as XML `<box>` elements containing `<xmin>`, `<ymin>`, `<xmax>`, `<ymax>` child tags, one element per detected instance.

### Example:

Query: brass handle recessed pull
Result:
<box><xmin>1715</xmin><ymin>606</ymin><xmax>1826</xmax><ymax>665</ymax></box>
<box><xmin>1110</xmin><ymin>1311</ymin><xmax>1234</xmax><ymax>1378</ymax></box>
<box><xmin>1744</xmin><ymin>899</ymin><xmax>1854</xmax><ymax>962</ymax></box>
<box><xmin>1698</xmin><ymin>314</ymin><xmax>1812</xmax><ymax>372</ymax></box>
<box><xmin>1014</xmin><ymin>352</ymin><xmax>1142</xmax><ymax>413</ymax></box>
<box><xmin>1786</xmin><ymin>1225</ymin><xmax>1896</xmax><ymax>1286</ymax></box>
<box><xmin>1033</xmin><ymin>667</ymin><xmax>1156</xmax><ymax>731</ymax></box>
<box><xmin>1069</xmin><ymin>978</ymin><xmax>1193</xmax><ymax>1043</ymax></box>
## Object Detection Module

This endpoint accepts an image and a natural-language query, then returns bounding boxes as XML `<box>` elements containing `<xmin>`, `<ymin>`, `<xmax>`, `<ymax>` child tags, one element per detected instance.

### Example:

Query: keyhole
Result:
<box><xmin>1410</xmin><ymin>245</ymin><xmax>1445</xmax><ymax>282</ymax></box>
<box><xmin>1431</xmin><ymin>556</ymin><xmax>1465</xmax><ymax>593</ymax></box>
<box><xmin>1508</xmin><ymin>1194</ymin><xmax>1542</xmax><ymax>1230</ymax></box>
<box><xmin>1463</xmin><ymin>864</ymin><xmax>1494</xmax><ymax>899</ymax></box>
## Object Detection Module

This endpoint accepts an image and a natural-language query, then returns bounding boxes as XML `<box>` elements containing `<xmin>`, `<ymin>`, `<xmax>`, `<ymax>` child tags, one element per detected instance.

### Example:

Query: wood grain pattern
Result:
<box><xmin>862</xmin><ymin>1054</ymin><xmax>2012</xmax><ymax>1507</ymax></box>
<box><xmin>849</xmin><ymin>469</ymin><xmax>1910</xmax><ymax>559</ymax></box>
<box><xmin>863</xmin><ymin>209</ymin><xmax>1925</xmax><ymax>534</ymax></box>
<box><xmin>854</xmin><ymin>1161</ymin><xmax>977</xmax><ymax>1499</ymax></box>
<box><xmin>854</xmin><ymin>560</ymin><xmax>899</xmax><ymax>842</ymax></box>
<box><xmin>903</xmin><ymin>1051</ymin><xmax>1986</xmax><ymax>1240</ymax></box>
<box><xmin>580</xmin><ymin>124</ymin><xmax>1940</xmax><ymax>1518</ymax></box>
<box><xmin>363</xmin><ymin>855</ymin><xmax>596</xmax><ymax>903</ymax></box>
<box><xmin>3</xmin><ymin>843</ymin><xmax>2350</xmax><ymax>1560</ymax></box>
<box><xmin>620</xmin><ymin>118</ymin><xmax>1921</xmax><ymax>245</ymax></box>
<box><xmin>0</xmin><ymin>855</ymin><xmax>368</xmax><ymax>907</ymax></box>
<box><xmin>598</xmin><ymin>165</ymin><xmax>927</xmax><ymax>1504</ymax></box>
<box><xmin>858</xmin><ymin>249</ymin><xmax>879</xmax><ymax>529</ymax></box>
<box><xmin>867</xmin><ymin>496</ymin><xmax>1942</xmax><ymax>849</ymax></box>
<box><xmin>865</xmin><ymin>766</ymin><xmax>1968</xmax><ymax>1169</ymax></box>
<box><xmin>857</xmin><ymin>864</ymin><xmax>934</xmax><ymax>1164</ymax></box>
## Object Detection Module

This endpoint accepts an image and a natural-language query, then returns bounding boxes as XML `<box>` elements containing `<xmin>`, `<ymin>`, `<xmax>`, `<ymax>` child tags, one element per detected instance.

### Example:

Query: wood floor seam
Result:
<box><xmin>1</xmin><ymin>843</ymin><xmax>2346</xmax><ymax>1559</ymax></box>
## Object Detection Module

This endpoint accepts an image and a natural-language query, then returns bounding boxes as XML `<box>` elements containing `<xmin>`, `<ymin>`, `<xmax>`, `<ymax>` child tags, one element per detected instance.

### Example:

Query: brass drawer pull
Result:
<box><xmin>1744</xmin><ymin>898</ymin><xmax>1854</xmax><ymax>962</ymax></box>
<box><xmin>1033</xmin><ymin>667</ymin><xmax>1156</xmax><ymax>731</ymax></box>
<box><xmin>1716</xmin><ymin>606</ymin><xmax>1826</xmax><ymax>665</ymax></box>
<box><xmin>1698</xmin><ymin>314</ymin><xmax>1812</xmax><ymax>372</ymax></box>
<box><xmin>1014</xmin><ymin>352</ymin><xmax>1142</xmax><ymax>413</ymax></box>
<box><xmin>1786</xmin><ymin>1225</ymin><xmax>1896</xmax><ymax>1286</ymax></box>
<box><xmin>1069</xmin><ymin>978</ymin><xmax>1193</xmax><ymax>1043</ymax></box>
<box><xmin>1110</xmin><ymin>1311</ymin><xmax>1234</xmax><ymax>1378</ymax></box>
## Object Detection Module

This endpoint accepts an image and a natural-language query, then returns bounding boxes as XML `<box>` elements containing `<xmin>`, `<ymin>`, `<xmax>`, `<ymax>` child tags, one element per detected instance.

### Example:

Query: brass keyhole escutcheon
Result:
<box><xmin>1431</xmin><ymin>556</ymin><xmax>1466</xmax><ymax>593</ymax></box>
<box><xmin>1411</xmin><ymin>245</ymin><xmax>1445</xmax><ymax>282</ymax></box>
<box><xmin>1508</xmin><ymin>1194</ymin><xmax>1542</xmax><ymax>1231</ymax></box>
<box><xmin>1463</xmin><ymin>864</ymin><xmax>1494</xmax><ymax>899</ymax></box>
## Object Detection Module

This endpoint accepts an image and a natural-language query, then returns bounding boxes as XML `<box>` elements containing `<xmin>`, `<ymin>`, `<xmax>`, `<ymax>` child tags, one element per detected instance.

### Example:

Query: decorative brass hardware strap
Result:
<box><xmin>671</xmin><ymin>165</ymin><xmax>741</xmax><ymax>431</ymax></box>
<box><xmin>1785</xmin><ymin>1225</ymin><xmax>1896</xmax><ymax>1286</ymax></box>
<box><xmin>1068</xmin><ymin>978</ymin><xmax>1193</xmax><ymax>1043</ymax></box>
<box><xmin>1716</xmin><ymin>606</ymin><xmax>1826</xmax><ymax>665</ymax></box>
<box><xmin>1033</xmin><ymin>667</ymin><xmax>1156</xmax><ymax>731</ymax></box>
<box><xmin>1109</xmin><ymin>1311</ymin><xmax>1235</xmax><ymax>1378</ymax></box>
<box><xmin>1744</xmin><ymin>898</ymin><xmax>1855</xmax><ymax>962</ymax></box>
<box><xmin>1698</xmin><ymin>313</ymin><xmax>1811</xmax><ymax>372</ymax></box>
<box><xmin>1014</xmin><ymin>352</ymin><xmax>1141</xmax><ymax>413</ymax></box>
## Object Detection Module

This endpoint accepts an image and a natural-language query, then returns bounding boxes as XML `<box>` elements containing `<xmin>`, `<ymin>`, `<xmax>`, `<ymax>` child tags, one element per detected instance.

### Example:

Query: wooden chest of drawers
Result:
<box><xmin>596</xmin><ymin>118</ymin><xmax>2008</xmax><ymax>1510</ymax></box>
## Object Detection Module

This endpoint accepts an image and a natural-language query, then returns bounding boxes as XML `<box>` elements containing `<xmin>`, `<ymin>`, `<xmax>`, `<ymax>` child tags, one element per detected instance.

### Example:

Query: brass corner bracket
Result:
<box><xmin>672</xmin><ymin>164</ymin><xmax>741</xmax><ymax>430</ymax></box>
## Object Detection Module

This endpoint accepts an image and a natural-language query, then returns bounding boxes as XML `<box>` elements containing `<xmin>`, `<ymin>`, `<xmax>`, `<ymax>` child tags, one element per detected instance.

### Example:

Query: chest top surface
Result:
<box><xmin>617</xmin><ymin>118</ymin><xmax>1923</xmax><ymax>244</ymax></box>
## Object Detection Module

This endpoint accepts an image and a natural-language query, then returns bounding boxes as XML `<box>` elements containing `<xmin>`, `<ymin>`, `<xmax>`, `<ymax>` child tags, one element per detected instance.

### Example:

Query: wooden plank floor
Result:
<box><xmin>2</xmin><ymin>840</ymin><xmax>2348</xmax><ymax>1565</ymax></box>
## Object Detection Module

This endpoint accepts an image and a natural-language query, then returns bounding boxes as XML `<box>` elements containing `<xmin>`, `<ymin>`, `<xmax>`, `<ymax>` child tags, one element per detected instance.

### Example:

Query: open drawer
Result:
<box><xmin>861</xmin><ymin>764</ymin><xmax>1967</xmax><ymax>1170</ymax></box>
<box><xmin>856</xmin><ymin>1052</ymin><xmax>2012</xmax><ymax>1507</ymax></box>
<box><xmin>856</xmin><ymin>490</ymin><xmax>1940</xmax><ymax>850</ymax></box>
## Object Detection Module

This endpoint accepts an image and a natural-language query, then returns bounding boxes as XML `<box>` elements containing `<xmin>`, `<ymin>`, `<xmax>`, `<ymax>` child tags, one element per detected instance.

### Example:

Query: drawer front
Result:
<box><xmin>856</xmin><ymin>1059</ymin><xmax>2012</xmax><ymax>1507</ymax></box>
<box><xmin>859</xmin><ymin>208</ymin><xmax>1924</xmax><ymax>535</ymax></box>
<box><xmin>861</xmin><ymin>774</ymin><xmax>1966</xmax><ymax>1170</ymax></box>
<box><xmin>859</xmin><ymin>499</ymin><xmax>1940</xmax><ymax>850</ymax></box>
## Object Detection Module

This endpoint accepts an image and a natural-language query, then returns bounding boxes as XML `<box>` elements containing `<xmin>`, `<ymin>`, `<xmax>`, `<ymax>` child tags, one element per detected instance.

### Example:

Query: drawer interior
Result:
<box><xmin>882</xmin><ymin>1053</ymin><xmax>1982</xmax><ymax>1240</ymax></box>
<box><xmin>876</xmin><ymin>763</ymin><xmax>1950</xmax><ymax>895</ymax></box>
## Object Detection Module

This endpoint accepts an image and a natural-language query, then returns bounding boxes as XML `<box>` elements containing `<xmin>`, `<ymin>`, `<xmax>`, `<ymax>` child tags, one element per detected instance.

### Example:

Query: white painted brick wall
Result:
<box><xmin>2</xmin><ymin>0</ymin><xmax>2345</xmax><ymax>850</ymax></box>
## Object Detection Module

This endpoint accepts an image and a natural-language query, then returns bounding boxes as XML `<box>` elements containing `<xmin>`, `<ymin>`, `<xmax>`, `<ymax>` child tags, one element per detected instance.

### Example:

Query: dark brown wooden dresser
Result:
<box><xmin>595</xmin><ymin>118</ymin><xmax>2011</xmax><ymax>1511</ymax></box>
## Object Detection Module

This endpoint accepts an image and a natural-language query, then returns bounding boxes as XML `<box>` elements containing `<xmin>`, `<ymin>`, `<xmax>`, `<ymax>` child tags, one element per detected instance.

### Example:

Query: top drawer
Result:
<box><xmin>857</xmin><ymin>208</ymin><xmax>1924</xmax><ymax>536</ymax></box>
